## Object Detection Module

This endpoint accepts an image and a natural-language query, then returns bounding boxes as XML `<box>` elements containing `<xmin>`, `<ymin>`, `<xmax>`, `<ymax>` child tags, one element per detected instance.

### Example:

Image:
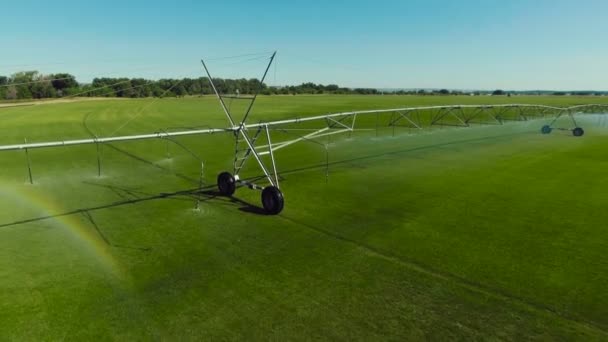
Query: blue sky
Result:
<box><xmin>2</xmin><ymin>0</ymin><xmax>607</xmax><ymax>90</ymax></box>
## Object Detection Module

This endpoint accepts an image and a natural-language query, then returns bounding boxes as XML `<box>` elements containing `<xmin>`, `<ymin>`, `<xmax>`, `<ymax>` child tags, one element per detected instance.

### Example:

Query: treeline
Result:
<box><xmin>550</xmin><ymin>91</ymin><xmax>606</xmax><ymax>96</ymax></box>
<box><xmin>3</xmin><ymin>71</ymin><xmax>605</xmax><ymax>100</ymax></box>
<box><xmin>0</xmin><ymin>72</ymin><xmax>80</xmax><ymax>99</ymax></box>
<box><xmin>392</xmin><ymin>89</ymin><xmax>489</xmax><ymax>96</ymax></box>
<box><xmin>0</xmin><ymin>71</ymin><xmax>379</xmax><ymax>100</ymax></box>
<box><xmin>392</xmin><ymin>89</ymin><xmax>608</xmax><ymax>96</ymax></box>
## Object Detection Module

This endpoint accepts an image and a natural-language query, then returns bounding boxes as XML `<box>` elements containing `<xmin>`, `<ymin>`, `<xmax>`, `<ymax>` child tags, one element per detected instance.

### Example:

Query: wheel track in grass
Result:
<box><xmin>1</xmin><ymin>164</ymin><xmax>604</xmax><ymax>336</ymax></box>
<box><xmin>277</xmin><ymin>214</ymin><xmax>608</xmax><ymax>336</ymax></box>
<box><xmin>70</xmin><ymin>124</ymin><xmax>587</xmax><ymax>336</ymax></box>
<box><xmin>266</xmin><ymin>128</ymin><xmax>608</xmax><ymax>335</ymax></box>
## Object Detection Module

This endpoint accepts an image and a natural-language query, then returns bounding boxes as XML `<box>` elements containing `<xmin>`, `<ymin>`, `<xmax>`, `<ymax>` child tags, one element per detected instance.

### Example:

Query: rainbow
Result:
<box><xmin>0</xmin><ymin>180</ymin><xmax>129</xmax><ymax>284</ymax></box>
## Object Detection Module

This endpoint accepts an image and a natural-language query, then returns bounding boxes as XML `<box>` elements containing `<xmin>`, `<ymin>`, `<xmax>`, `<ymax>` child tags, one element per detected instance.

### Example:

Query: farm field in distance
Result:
<box><xmin>1</xmin><ymin>95</ymin><xmax>608</xmax><ymax>340</ymax></box>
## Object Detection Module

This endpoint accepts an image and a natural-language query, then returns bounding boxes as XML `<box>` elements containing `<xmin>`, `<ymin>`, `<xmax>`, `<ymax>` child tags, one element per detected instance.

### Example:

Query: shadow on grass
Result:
<box><xmin>0</xmin><ymin>129</ymin><xmax>538</xmax><ymax>241</ymax></box>
<box><xmin>81</xmin><ymin>210</ymin><xmax>152</xmax><ymax>252</ymax></box>
<box><xmin>103</xmin><ymin>144</ymin><xmax>199</xmax><ymax>183</ymax></box>
<box><xmin>200</xmin><ymin>190</ymin><xmax>267</xmax><ymax>215</ymax></box>
<box><xmin>0</xmin><ymin>185</ymin><xmax>268</xmax><ymax>236</ymax></box>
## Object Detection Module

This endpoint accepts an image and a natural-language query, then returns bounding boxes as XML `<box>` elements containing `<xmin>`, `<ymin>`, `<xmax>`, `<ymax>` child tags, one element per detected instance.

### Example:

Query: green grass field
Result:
<box><xmin>1</xmin><ymin>95</ymin><xmax>608</xmax><ymax>340</ymax></box>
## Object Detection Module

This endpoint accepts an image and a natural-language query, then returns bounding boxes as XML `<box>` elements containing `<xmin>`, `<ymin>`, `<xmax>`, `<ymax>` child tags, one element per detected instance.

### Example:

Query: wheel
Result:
<box><xmin>572</xmin><ymin>127</ymin><xmax>584</xmax><ymax>137</ymax></box>
<box><xmin>261</xmin><ymin>186</ymin><xmax>284</xmax><ymax>215</ymax></box>
<box><xmin>217</xmin><ymin>172</ymin><xmax>236</xmax><ymax>196</ymax></box>
<box><xmin>541</xmin><ymin>125</ymin><xmax>552</xmax><ymax>134</ymax></box>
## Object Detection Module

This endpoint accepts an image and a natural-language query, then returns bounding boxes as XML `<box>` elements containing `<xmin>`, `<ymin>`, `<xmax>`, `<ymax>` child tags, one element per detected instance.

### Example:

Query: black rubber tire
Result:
<box><xmin>261</xmin><ymin>186</ymin><xmax>284</xmax><ymax>215</ymax></box>
<box><xmin>572</xmin><ymin>127</ymin><xmax>585</xmax><ymax>137</ymax></box>
<box><xmin>541</xmin><ymin>125</ymin><xmax>552</xmax><ymax>134</ymax></box>
<box><xmin>217</xmin><ymin>172</ymin><xmax>236</xmax><ymax>196</ymax></box>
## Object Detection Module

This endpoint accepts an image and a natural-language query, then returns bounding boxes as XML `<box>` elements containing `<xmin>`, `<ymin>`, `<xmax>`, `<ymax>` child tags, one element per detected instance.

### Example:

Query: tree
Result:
<box><xmin>492</xmin><ymin>89</ymin><xmax>505</xmax><ymax>96</ymax></box>
<box><xmin>174</xmin><ymin>84</ymin><xmax>187</xmax><ymax>97</ymax></box>
<box><xmin>10</xmin><ymin>71</ymin><xmax>38</xmax><ymax>99</ymax></box>
<box><xmin>325</xmin><ymin>84</ymin><xmax>339</xmax><ymax>92</ymax></box>
<box><xmin>5</xmin><ymin>86</ymin><xmax>17</xmax><ymax>100</ymax></box>
<box><xmin>51</xmin><ymin>73</ymin><xmax>78</xmax><ymax>91</ymax></box>
<box><xmin>129</xmin><ymin>78</ymin><xmax>150</xmax><ymax>97</ymax></box>
<box><xmin>30</xmin><ymin>76</ymin><xmax>56</xmax><ymax>99</ymax></box>
<box><xmin>151</xmin><ymin>85</ymin><xmax>164</xmax><ymax>97</ymax></box>
<box><xmin>0</xmin><ymin>76</ymin><xmax>6</xmax><ymax>99</ymax></box>
<box><xmin>439</xmin><ymin>89</ymin><xmax>450</xmax><ymax>95</ymax></box>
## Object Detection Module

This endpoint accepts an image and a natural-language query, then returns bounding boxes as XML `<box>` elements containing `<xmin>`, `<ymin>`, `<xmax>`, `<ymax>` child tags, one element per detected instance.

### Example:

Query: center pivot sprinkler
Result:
<box><xmin>541</xmin><ymin>109</ymin><xmax>585</xmax><ymax>137</ymax></box>
<box><xmin>202</xmin><ymin>52</ymin><xmax>284</xmax><ymax>215</ymax></box>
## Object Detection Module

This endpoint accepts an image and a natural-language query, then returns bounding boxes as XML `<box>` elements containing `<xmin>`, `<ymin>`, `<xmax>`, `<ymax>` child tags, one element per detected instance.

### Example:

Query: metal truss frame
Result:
<box><xmin>201</xmin><ymin>52</ymin><xmax>279</xmax><ymax>191</ymax></box>
<box><xmin>2</xmin><ymin>104</ymin><xmax>606</xmax><ymax>153</ymax></box>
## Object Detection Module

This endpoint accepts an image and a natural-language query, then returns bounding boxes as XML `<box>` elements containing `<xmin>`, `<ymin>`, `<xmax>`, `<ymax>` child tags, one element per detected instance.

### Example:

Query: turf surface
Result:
<box><xmin>1</xmin><ymin>95</ymin><xmax>608</xmax><ymax>340</ymax></box>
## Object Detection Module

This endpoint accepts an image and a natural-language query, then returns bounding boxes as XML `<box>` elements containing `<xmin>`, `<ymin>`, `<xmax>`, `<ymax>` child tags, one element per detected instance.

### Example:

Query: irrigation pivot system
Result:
<box><xmin>200</xmin><ymin>52</ymin><xmax>285</xmax><ymax>214</ymax></box>
<box><xmin>1</xmin><ymin>52</ymin><xmax>607</xmax><ymax>214</ymax></box>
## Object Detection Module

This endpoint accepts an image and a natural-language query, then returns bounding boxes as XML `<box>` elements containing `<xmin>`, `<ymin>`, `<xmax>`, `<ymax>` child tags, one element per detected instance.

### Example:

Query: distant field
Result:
<box><xmin>1</xmin><ymin>95</ymin><xmax>608</xmax><ymax>340</ymax></box>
